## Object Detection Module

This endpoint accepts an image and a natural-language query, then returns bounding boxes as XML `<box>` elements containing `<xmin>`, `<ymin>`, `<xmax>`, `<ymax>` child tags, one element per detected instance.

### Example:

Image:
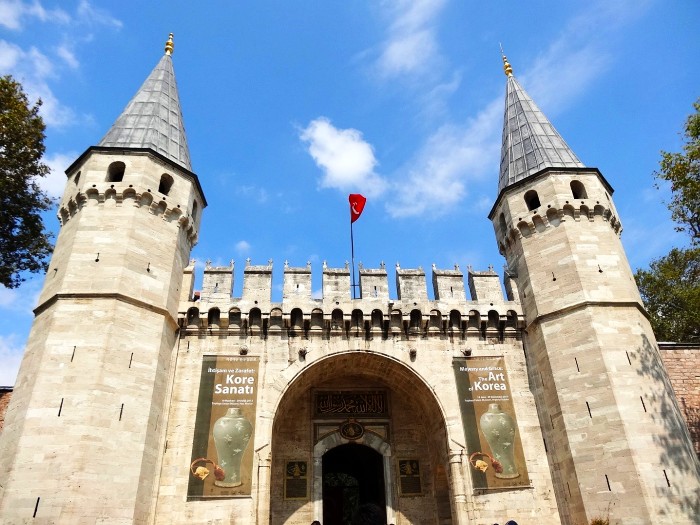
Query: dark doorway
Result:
<box><xmin>322</xmin><ymin>444</ymin><xmax>386</xmax><ymax>525</ymax></box>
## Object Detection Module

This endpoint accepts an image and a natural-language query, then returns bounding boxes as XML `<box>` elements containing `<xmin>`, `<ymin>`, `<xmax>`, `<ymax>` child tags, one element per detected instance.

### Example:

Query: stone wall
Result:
<box><xmin>148</xmin><ymin>262</ymin><xmax>563</xmax><ymax>525</ymax></box>
<box><xmin>0</xmin><ymin>388</ymin><xmax>12</xmax><ymax>433</ymax></box>
<box><xmin>659</xmin><ymin>343</ymin><xmax>700</xmax><ymax>457</ymax></box>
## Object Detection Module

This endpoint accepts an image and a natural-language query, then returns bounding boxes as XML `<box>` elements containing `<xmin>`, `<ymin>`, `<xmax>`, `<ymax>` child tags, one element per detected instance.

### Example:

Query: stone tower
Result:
<box><xmin>0</xmin><ymin>35</ymin><xmax>206</xmax><ymax>522</ymax></box>
<box><xmin>488</xmin><ymin>55</ymin><xmax>700</xmax><ymax>524</ymax></box>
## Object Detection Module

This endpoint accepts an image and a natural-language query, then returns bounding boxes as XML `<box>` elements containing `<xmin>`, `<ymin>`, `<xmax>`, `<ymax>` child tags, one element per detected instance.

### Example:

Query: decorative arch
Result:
<box><xmin>389</xmin><ymin>309</ymin><xmax>402</xmax><ymax>336</ymax></box>
<box><xmin>268</xmin><ymin>308</ymin><xmax>283</xmax><ymax>333</ymax></box>
<box><xmin>449</xmin><ymin>309</ymin><xmax>462</xmax><ymax>334</ymax></box>
<box><xmin>158</xmin><ymin>173</ymin><xmax>174</xmax><ymax>195</ymax></box>
<box><xmin>409</xmin><ymin>309</ymin><xmax>422</xmax><ymax>335</ymax></box>
<box><xmin>249</xmin><ymin>308</ymin><xmax>262</xmax><ymax>335</ymax></box>
<box><xmin>370</xmin><ymin>309</ymin><xmax>384</xmax><ymax>337</ymax></box>
<box><xmin>309</xmin><ymin>308</ymin><xmax>324</xmax><ymax>334</ymax></box>
<box><xmin>269</xmin><ymin>352</ymin><xmax>454</xmax><ymax>525</ymax></box>
<box><xmin>351</xmin><ymin>309</ymin><xmax>364</xmax><ymax>335</ymax></box>
<box><xmin>208</xmin><ymin>307</ymin><xmax>220</xmax><ymax>328</ymax></box>
<box><xmin>428</xmin><ymin>309</ymin><xmax>442</xmax><ymax>335</ymax></box>
<box><xmin>106</xmin><ymin>161</ymin><xmax>125</xmax><ymax>182</ymax></box>
<box><xmin>498</xmin><ymin>212</ymin><xmax>508</xmax><ymax>237</ymax></box>
<box><xmin>570</xmin><ymin>180</ymin><xmax>587</xmax><ymax>199</ymax></box>
<box><xmin>290</xmin><ymin>308</ymin><xmax>304</xmax><ymax>335</ymax></box>
<box><xmin>546</xmin><ymin>207</ymin><xmax>560</xmax><ymax>227</ymax></box>
<box><xmin>524</xmin><ymin>189</ymin><xmax>540</xmax><ymax>211</ymax></box>
<box><xmin>228</xmin><ymin>308</ymin><xmax>242</xmax><ymax>332</ymax></box>
<box><xmin>186</xmin><ymin>307</ymin><xmax>199</xmax><ymax>328</ymax></box>
<box><xmin>331</xmin><ymin>308</ymin><xmax>344</xmax><ymax>333</ymax></box>
<box><xmin>313</xmin><ymin>433</ymin><xmax>392</xmax><ymax>524</ymax></box>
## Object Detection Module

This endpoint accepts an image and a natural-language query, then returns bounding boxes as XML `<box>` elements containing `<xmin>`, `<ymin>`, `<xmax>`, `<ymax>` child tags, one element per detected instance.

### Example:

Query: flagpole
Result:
<box><xmin>348</xmin><ymin>193</ymin><xmax>366</xmax><ymax>300</ymax></box>
<box><xmin>350</xmin><ymin>218</ymin><xmax>357</xmax><ymax>299</ymax></box>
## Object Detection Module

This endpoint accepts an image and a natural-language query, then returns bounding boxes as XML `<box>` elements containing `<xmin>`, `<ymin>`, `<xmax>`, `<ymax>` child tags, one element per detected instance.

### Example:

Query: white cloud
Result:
<box><xmin>76</xmin><ymin>0</ymin><xmax>122</xmax><ymax>29</ymax></box>
<box><xmin>386</xmin><ymin>0</ymin><xmax>651</xmax><ymax>219</ymax></box>
<box><xmin>41</xmin><ymin>152</ymin><xmax>76</xmax><ymax>199</ymax></box>
<box><xmin>235</xmin><ymin>241</ymin><xmax>251</xmax><ymax>256</ymax></box>
<box><xmin>0</xmin><ymin>333</ymin><xmax>24</xmax><ymax>386</ymax></box>
<box><xmin>0</xmin><ymin>39</ymin><xmax>75</xmax><ymax>126</ymax></box>
<box><xmin>300</xmin><ymin>117</ymin><xmax>387</xmax><ymax>197</ymax></box>
<box><xmin>518</xmin><ymin>0</ymin><xmax>650</xmax><ymax>116</ymax></box>
<box><xmin>375</xmin><ymin>0</ymin><xmax>447</xmax><ymax>78</ymax></box>
<box><xmin>387</xmin><ymin>97</ymin><xmax>502</xmax><ymax>218</ymax></box>
<box><xmin>379</xmin><ymin>29</ymin><xmax>436</xmax><ymax>76</ymax></box>
<box><xmin>0</xmin><ymin>0</ymin><xmax>70</xmax><ymax>30</ymax></box>
<box><xmin>56</xmin><ymin>44</ymin><xmax>79</xmax><ymax>69</ymax></box>
<box><xmin>0</xmin><ymin>0</ymin><xmax>24</xmax><ymax>29</ymax></box>
<box><xmin>236</xmin><ymin>185</ymin><xmax>268</xmax><ymax>203</ymax></box>
<box><xmin>0</xmin><ymin>2</ymin><xmax>121</xmax><ymax>128</ymax></box>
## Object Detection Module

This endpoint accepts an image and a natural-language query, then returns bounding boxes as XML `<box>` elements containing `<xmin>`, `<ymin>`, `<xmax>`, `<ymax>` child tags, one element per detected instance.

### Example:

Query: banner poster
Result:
<box><xmin>453</xmin><ymin>356</ymin><xmax>530</xmax><ymax>490</ymax></box>
<box><xmin>188</xmin><ymin>355</ymin><xmax>260</xmax><ymax>499</ymax></box>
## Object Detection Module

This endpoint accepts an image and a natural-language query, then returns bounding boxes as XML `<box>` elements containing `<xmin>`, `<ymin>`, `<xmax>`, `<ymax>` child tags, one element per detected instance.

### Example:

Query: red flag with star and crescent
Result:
<box><xmin>349</xmin><ymin>194</ymin><xmax>367</xmax><ymax>223</ymax></box>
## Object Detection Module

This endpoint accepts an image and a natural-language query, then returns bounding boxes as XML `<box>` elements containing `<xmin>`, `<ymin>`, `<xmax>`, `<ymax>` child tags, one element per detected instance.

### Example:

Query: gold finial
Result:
<box><xmin>500</xmin><ymin>43</ymin><xmax>513</xmax><ymax>77</ymax></box>
<box><xmin>164</xmin><ymin>33</ymin><xmax>174</xmax><ymax>56</ymax></box>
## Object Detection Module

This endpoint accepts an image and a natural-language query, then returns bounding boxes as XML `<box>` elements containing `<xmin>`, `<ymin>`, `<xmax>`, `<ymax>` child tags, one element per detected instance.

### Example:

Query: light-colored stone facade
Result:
<box><xmin>0</xmin><ymin>148</ymin><xmax>205</xmax><ymax>524</ymax></box>
<box><xmin>1</xmin><ymin>47</ymin><xmax>700</xmax><ymax>525</ymax></box>
<box><xmin>150</xmin><ymin>263</ymin><xmax>561</xmax><ymax>525</ymax></box>
<box><xmin>489</xmin><ymin>168</ymin><xmax>700</xmax><ymax>524</ymax></box>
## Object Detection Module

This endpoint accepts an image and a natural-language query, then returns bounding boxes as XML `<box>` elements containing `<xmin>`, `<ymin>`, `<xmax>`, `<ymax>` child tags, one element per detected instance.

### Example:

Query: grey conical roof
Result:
<box><xmin>498</xmin><ymin>75</ymin><xmax>582</xmax><ymax>192</ymax></box>
<box><xmin>98</xmin><ymin>53</ymin><xmax>191</xmax><ymax>171</ymax></box>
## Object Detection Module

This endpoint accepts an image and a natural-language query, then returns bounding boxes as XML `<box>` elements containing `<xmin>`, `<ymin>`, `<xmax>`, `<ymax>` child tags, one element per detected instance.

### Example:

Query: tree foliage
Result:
<box><xmin>0</xmin><ymin>75</ymin><xmax>54</xmax><ymax>288</ymax></box>
<box><xmin>635</xmin><ymin>99</ymin><xmax>700</xmax><ymax>343</ymax></box>
<box><xmin>635</xmin><ymin>247</ymin><xmax>700</xmax><ymax>343</ymax></box>
<box><xmin>656</xmin><ymin>99</ymin><xmax>700</xmax><ymax>243</ymax></box>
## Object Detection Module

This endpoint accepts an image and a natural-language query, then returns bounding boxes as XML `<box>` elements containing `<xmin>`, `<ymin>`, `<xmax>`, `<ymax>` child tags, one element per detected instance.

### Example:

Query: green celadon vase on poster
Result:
<box><xmin>480</xmin><ymin>403</ymin><xmax>519</xmax><ymax>479</ymax></box>
<box><xmin>213</xmin><ymin>407</ymin><xmax>253</xmax><ymax>487</ymax></box>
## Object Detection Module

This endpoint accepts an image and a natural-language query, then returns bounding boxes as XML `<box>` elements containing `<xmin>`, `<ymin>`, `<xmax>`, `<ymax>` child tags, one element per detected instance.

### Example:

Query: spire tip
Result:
<box><xmin>164</xmin><ymin>33</ymin><xmax>174</xmax><ymax>56</ymax></box>
<box><xmin>500</xmin><ymin>45</ymin><xmax>513</xmax><ymax>77</ymax></box>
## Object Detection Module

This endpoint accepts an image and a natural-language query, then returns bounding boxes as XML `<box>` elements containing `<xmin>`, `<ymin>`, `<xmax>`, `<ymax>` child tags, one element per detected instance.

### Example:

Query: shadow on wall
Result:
<box><xmin>679</xmin><ymin>398</ymin><xmax>700</xmax><ymax>460</ymax></box>
<box><xmin>636</xmin><ymin>334</ymin><xmax>700</xmax><ymax>520</ymax></box>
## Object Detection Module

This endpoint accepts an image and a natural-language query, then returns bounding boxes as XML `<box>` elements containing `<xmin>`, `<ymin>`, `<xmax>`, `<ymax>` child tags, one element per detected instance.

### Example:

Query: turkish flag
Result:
<box><xmin>349</xmin><ymin>194</ymin><xmax>367</xmax><ymax>223</ymax></box>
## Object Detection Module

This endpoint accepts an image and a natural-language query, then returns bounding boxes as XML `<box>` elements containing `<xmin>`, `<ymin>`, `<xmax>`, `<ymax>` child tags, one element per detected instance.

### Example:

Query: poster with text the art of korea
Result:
<box><xmin>188</xmin><ymin>355</ymin><xmax>260</xmax><ymax>499</ymax></box>
<box><xmin>453</xmin><ymin>356</ymin><xmax>530</xmax><ymax>490</ymax></box>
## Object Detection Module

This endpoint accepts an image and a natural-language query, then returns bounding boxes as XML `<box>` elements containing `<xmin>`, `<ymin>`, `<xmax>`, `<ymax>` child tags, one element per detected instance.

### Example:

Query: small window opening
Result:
<box><xmin>158</xmin><ymin>173</ymin><xmax>174</xmax><ymax>195</ymax></box>
<box><xmin>499</xmin><ymin>212</ymin><xmax>507</xmax><ymax>235</ymax></box>
<box><xmin>570</xmin><ymin>180</ymin><xmax>587</xmax><ymax>199</ymax></box>
<box><xmin>106</xmin><ymin>161</ymin><xmax>125</xmax><ymax>183</ymax></box>
<box><xmin>524</xmin><ymin>189</ymin><xmax>540</xmax><ymax>211</ymax></box>
<box><xmin>74</xmin><ymin>171</ymin><xmax>81</xmax><ymax>185</ymax></box>
<box><xmin>192</xmin><ymin>200</ymin><xmax>199</xmax><ymax>221</ymax></box>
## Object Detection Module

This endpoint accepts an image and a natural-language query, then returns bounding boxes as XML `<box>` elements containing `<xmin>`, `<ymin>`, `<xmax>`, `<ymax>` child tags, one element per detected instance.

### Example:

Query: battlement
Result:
<box><xmin>491</xmin><ymin>169</ymin><xmax>622</xmax><ymax>257</ymax></box>
<box><xmin>57</xmin><ymin>186</ymin><xmax>199</xmax><ymax>246</ymax></box>
<box><xmin>179</xmin><ymin>260</ymin><xmax>523</xmax><ymax>340</ymax></box>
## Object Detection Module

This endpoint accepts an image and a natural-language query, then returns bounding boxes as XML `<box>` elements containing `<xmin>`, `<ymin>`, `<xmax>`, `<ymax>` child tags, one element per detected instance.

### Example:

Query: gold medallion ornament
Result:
<box><xmin>339</xmin><ymin>419</ymin><xmax>364</xmax><ymax>440</ymax></box>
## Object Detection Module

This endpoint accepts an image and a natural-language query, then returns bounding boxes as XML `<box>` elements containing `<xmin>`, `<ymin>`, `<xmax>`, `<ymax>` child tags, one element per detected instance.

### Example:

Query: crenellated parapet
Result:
<box><xmin>490</xmin><ymin>168</ymin><xmax>623</xmax><ymax>257</ymax></box>
<box><xmin>498</xmin><ymin>201</ymin><xmax>621</xmax><ymax>257</ymax></box>
<box><xmin>57</xmin><ymin>185</ymin><xmax>199</xmax><ymax>245</ymax></box>
<box><xmin>179</xmin><ymin>260</ymin><xmax>524</xmax><ymax>341</ymax></box>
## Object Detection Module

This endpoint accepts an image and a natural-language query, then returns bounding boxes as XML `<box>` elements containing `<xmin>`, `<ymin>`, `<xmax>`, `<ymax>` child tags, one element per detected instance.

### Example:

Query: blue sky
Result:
<box><xmin>1</xmin><ymin>0</ymin><xmax>698</xmax><ymax>385</ymax></box>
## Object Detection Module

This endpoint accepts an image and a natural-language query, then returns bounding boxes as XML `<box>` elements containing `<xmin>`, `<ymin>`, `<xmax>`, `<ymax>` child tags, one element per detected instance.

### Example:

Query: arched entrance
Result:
<box><xmin>322</xmin><ymin>444</ymin><xmax>386</xmax><ymax>525</ymax></box>
<box><xmin>269</xmin><ymin>352</ymin><xmax>453</xmax><ymax>524</ymax></box>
